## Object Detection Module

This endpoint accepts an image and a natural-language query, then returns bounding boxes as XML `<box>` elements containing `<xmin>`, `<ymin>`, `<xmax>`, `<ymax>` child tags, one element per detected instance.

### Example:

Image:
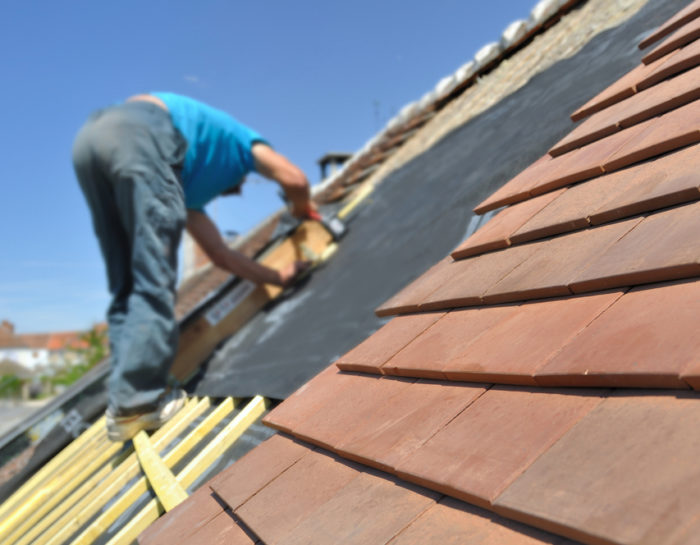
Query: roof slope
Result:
<box><xmin>139</xmin><ymin>1</ymin><xmax>700</xmax><ymax>544</ymax></box>
<box><xmin>193</xmin><ymin>0</ymin><xmax>669</xmax><ymax>400</ymax></box>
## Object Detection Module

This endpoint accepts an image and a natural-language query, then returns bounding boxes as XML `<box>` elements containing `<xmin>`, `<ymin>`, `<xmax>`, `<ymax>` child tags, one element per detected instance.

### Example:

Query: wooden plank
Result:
<box><xmin>37</xmin><ymin>397</ymin><xmax>208</xmax><ymax>545</ymax></box>
<box><xmin>0</xmin><ymin>414</ymin><xmax>106</xmax><ymax>522</ymax></box>
<box><xmin>104</xmin><ymin>396</ymin><xmax>268</xmax><ymax>545</ymax></box>
<box><xmin>133</xmin><ymin>431</ymin><xmax>188</xmax><ymax>512</ymax></box>
<box><xmin>0</xmin><ymin>435</ymin><xmax>125</xmax><ymax>544</ymax></box>
<box><xmin>171</xmin><ymin>220</ymin><xmax>333</xmax><ymax>381</ymax></box>
<box><xmin>69</xmin><ymin>397</ymin><xmax>236</xmax><ymax>545</ymax></box>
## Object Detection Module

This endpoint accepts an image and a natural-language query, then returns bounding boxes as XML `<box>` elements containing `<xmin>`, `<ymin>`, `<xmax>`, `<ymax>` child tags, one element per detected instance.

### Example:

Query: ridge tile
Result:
<box><xmin>494</xmin><ymin>392</ymin><xmax>700</xmax><ymax>545</ymax></box>
<box><xmin>395</xmin><ymin>387</ymin><xmax>604</xmax><ymax>509</ymax></box>
<box><xmin>536</xmin><ymin>279</ymin><xmax>700</xmax><ymax>389</ymax></box>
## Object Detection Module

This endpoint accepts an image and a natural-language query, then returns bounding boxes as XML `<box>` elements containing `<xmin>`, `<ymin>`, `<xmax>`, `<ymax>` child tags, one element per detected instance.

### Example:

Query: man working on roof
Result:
<box><xmin>72</xmin><ymin>93</ymin><xmax>315</xmax><ymax>441</ymax></box>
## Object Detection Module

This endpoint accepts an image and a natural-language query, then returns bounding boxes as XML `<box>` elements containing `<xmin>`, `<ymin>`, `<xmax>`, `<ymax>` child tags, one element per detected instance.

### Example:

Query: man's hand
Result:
<box><xmin>292</xmin><ymin>201</ymin><xmax>321</xmax><ymax>221</ymax></box>
<box><xmin>278</xmin><ymin>260</ymin><xmax>312</xmax><ymax>287</ymax></box>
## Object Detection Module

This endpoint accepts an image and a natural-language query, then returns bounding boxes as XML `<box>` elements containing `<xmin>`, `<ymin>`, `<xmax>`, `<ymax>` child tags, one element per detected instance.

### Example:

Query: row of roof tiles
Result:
<box><xmin>140</xmin><ymin>2</ymin><xmax>700</xmax><ymax>544</ymax></box>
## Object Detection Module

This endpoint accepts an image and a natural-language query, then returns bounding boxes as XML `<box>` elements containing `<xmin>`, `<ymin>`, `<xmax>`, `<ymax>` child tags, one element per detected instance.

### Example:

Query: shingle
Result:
<box><xmin>383</xmin><ymin>305</ymin><xmax>519</xmax><ymax>379</ymax></box>
<box><xmin>571</xmin><ymin>201</ymin><xmax>700</xmax><ymax>293</ymax></box>
<box><xmin>419</xmin><ymin>242</ymin><xmax>542</xmax><ymax>311</ymax></box>
<box><xmin>390</xmin><ymin>498</ymin><xmax>580</xmax><ymax>545</ymax></box>
<box><xmin>494</xmin><ymin>392</ymin><xmax>700</xmax><ymax>545</ymax></box>
<box><xmin>484</xmin><ymin>219</ymin><xmax>640</xmax><ymax>304</ymax></box>
<box><xmin>375</xmin><ymin>257</ymin><xmax>455</xmax><ymax>317</ymax></box>
<box><xmin>643</xmin><ymin>15</ymin><xmax>700</xmax><ymax>64</ymax></box>
<box><xmin>452</xmin><ymin>190</ymin><xmax>564</xmax><ymax>259</ymax></box>
<box><xmin>441</xmin><ymin>292</ymin><xmax>624</xmax><ymax>384</ymax></box>
<box><xmin>336</xmin><ymin>312</ymin><xmax>444</xmax><ymax>374</ymax></box>
<box><xmin>234</xmin><ymin>450</ymin><xmax>357</xmax><ymax>545</ymax></box>
<box><xmin>536</xmin><ymin>279</ymin><xmax>699</xmax><ymax>389</ymax></box>
<box><xmin>639</xmin><ymin>0</ymin><xmax>700</xmax><ymax>50</ymax></box>
<box><xmin>138</xmin><ymin>484</ymin><xmax>225</xmax><ymax>545</ymax></box>
<box><xmin>603</xmin><ymin>99</ymin><xmax>700</xmax><ymax>172</ymax></box>
<box><xmin>180</xmin><ymin>511</ymin><xmax>256</xmax><ymax>545</ymax></box>
<box><xmin>210</xmin><ymin>434</ymin><xmax>308</xmax><ymax>512</ymax></box>
<box><xmin>396</xmin><ymin>387</ymin><xmax>604</xmax><ymax>509</ymax></box>
<box><xmin>278</xmin><ymin>472</ymin><xmax>438</xmax><ymax>545</ymax></box>
<box><xmin>638</xmin><ymin>38</ymin><xmax>700</xmax><ymax>91</ymax></box>
<box><xmin>552</xmin><ymin>65</ymin><xmax>700</xmax><ymax>156</ymax></box>
<box><xmin>335</xmin><ymin>380</ymin><xmax>487</xmax><ymax>473</ymax></box>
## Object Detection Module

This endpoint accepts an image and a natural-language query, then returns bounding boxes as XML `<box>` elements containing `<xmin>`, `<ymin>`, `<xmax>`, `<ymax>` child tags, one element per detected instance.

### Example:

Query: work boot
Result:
<box><xmin>105</xmin><ymin>389</ymin><xmax>187</xmax><ymax>441</ymax></box>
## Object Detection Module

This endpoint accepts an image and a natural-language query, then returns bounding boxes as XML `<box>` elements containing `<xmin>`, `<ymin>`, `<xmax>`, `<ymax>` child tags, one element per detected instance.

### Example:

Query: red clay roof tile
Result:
<box><xmin>277</xmin><ymin>472</ymin><xmax>438</xmax><ymax>545</ymax></box>
<box><xmin>180</xmin><ymin>511</ymin><xmax>256</xmax><ymax>545</ymax></box>
<box><xmin>452</xmin><ymin>190</ymin><xmax>564</xmax><ymax>259</ymax></box>
<box><xmin>209</xmin><ymin>434</ymin><xmax>308</xmax><ymax>511</ymax></box>
<box><xmin>483</xmin><ymin>219</ymin><xmax>640</xmax><ymax>304</ymax></box>
<box><xmin>536</xmin><ymin>279</ymin><xmax>699</xmax><ymax>389</ymax></box>
<box><xmin>419</xmin><ymin>243</ymin><xmax>541</xmax><ymax>311</ymax></box>
<box><xmin>375</xmin><ymin>257</ymin><xmax>455</xmax><ymax>317</ymax></box>
<box><xmin>336</xmin><ymin>312</ymin><xmax>444</xmax><ymax>374</ymax></box>
<box><xmin>233</xmin><ymin>449</ymin><xmax>358</xmax><ymax>544</ymax></box>
<box><xmin>383</xmin><ymin>305</ymin><xmax>519</xmax><ymax>379</ymax></box>
<box><xmin>390</xmin><ymin>498</ymin><xmax>580</xmax><ymax>545</ymax></box>
<box><xmin>396</xmin><ymin>387</ymin><xmax>604</xmax><ymax>509</ymax></box>
<box><xmin>637</xmin><ymin>38</ymin><xmax>700</xmax><ymax>91</ymax></box>
<box><xmin>494</xmin><ymin>392</ymin><xmax>700</xmax><ymax>545</ymax></box>
<box><xmin>334</xmin><ymin>380</ymin><xmax>487</xmax><ymax>473</ymax></box>
<box><xmin>639</xmin><ymin>0</ymin><xmax>700</xmax><ymax>50</ymax></box>
<box><xmin>441</xmin><ymin>292</ymin><xmax>623</xmax><ymax>384</ymax></box>
<box><xmin>643</xmin><ymin>15</ymin><xmax>700</xmax><ymax>64</ymax></box>
<box><xmin>571</xmin><ymin>201</ymin><xmax>700</xmax><ymax>293</ymax></box>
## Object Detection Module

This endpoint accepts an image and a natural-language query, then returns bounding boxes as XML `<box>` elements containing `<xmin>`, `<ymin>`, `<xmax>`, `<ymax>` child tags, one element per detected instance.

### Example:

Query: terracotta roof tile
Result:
<box><xmin>233</xmin><ymin>449</ymin><xmax>358</xmax><ymax>544</ymax></box>
<box><xmin>276</xmin><ymin>471</ymin><xmax>438</xmax><ymax>545</ymax></box>
<box><xmin>209</xmin><ymin>434</ymin><xmax>308</xmax><ymax>511</ymax></box>
<box><xmin>553</xmin><ymin>65</ymin><xmax>700</xmax><ymax>156</ymax></box>
<box><xmin>639</xmin><ymin>0</ymin><xmax>700</xmax><ymax>50</ymax></box>
<box><xmin>494</xmin><ymin>392</ymin><xmax>700</xmax><ymax>545</ymax></box>
<box><xmin>571</xmin><ymin>200</ymin><xmax>700</xmax><ymax>293</ymax></box>
<box><xmin>390</xmin><ymin>498</ymin><xmax>579</xmax><ymax>545</ymax></box>
<box><xmin>334</xmin><ymin>380</ymin><xmax>487</xmax><ymax>473</ymax></box>
<box><xmin>452</xmin><ymin>190</ymin><xmax>564</xmax><ymax>259</ymax></box>
<box><xmin>536</xmin><ymin>279</ymin><xmax>700</xmax><ymax>388</ymax></box>
<box><xmin>643</xmin><ymin>14</ymin><xmax>700</xmax><ymax>64</ymax></box>
<box><xmin>180</xmin><ymin>512</ymin><xmax>256</xmax><ymax>545</ymax></box>
<box><xmin>375</xmin><ymin>257</ymin><xmax>455</xmax><ymax>317</ymax></box>
<box><xmin>383</xmin><ymin>305</ymin><xmax>519</xmax><ymax>379</ymax></box>
<box><xmin>396</xmin><ymin>387</ymin><xmax>604</xmax><ymax>509</ymax></box>
<box><xmin>637</xmin><ymin>37</ymin><xmax>700</xmax><ymax>91</ymax></box>
<box><xmin>441</xmin><ymin>292</ymin><xmax>623</xmax><ymax>384</ymax></box>
<box><xmin>336</xmin><ymin>312</ymin><xmax>444</xmax><ymax>374</ymax></box>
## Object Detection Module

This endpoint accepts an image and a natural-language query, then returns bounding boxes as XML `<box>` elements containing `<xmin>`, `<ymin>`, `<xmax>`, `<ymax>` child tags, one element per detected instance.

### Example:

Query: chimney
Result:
<box><xmin>317</xmin><ymin>152</ymin><xmax>352</xmax><ymax>181</ymax></box>
<box><xmin>0</xmin><ymin>320</ymin><xmax>14</xmax><ymax>338</ymax></box>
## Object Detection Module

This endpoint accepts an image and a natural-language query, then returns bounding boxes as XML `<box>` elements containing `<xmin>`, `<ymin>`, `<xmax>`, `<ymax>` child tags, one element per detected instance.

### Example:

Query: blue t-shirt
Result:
<box><xmin>152</xmin><ymin>92</ymin><xmax>268</xmax><ymax>211</ymax></box>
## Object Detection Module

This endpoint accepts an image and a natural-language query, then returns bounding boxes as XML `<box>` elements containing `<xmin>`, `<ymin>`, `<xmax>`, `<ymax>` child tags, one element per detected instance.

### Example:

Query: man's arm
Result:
<box><xmin>251</xmin><ymin>144</ymin><xmax>318</xmax><ymax>218</ymax></box>
<box><xmin>186</xmin><ymin>210</ymin><xmax>305</xmax><ymax>286</ymax></box>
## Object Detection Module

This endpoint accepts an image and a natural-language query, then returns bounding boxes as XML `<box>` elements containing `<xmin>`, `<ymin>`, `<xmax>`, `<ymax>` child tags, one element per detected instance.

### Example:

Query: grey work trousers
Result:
<box><xmin>72</xmin><ymin>101</ymin><xmax>187</xmax><ymax>414</ymax></box>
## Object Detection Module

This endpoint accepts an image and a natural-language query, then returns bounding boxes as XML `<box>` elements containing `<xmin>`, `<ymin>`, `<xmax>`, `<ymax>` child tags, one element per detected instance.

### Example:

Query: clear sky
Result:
<box><xmin>1</xmin><ymin>0</ymin><xmax>534</xmax><ymax>333</ymax></box>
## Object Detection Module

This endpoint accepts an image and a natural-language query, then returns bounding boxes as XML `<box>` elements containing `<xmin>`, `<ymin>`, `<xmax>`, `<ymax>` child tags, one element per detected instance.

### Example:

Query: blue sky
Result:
<box><xmin>1</xmin><ymin>0</ymin><xmax>533</xmax><ymax>333</ymax></box>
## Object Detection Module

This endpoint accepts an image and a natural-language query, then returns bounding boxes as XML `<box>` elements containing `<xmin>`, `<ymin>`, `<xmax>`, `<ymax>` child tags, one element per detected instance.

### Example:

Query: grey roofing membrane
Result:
<box><xmin>194</xmin><ymin>0</ymin><xmax>690</xmax><ymax>401</ymax></box>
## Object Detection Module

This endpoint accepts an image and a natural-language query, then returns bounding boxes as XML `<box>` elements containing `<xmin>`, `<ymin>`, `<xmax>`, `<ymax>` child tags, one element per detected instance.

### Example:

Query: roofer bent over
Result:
<box><xmin>72</xmin><ymin>93</ymin><xmax>314</xmax><ymax>441</ymax></box>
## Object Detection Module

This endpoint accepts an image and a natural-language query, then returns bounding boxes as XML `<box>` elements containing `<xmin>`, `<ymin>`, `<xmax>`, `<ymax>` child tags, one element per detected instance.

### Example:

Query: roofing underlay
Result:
<box><xmin>139</xmin><ymin>1</ymin><xmax>700</xmax><ymax>545</ymax></box>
